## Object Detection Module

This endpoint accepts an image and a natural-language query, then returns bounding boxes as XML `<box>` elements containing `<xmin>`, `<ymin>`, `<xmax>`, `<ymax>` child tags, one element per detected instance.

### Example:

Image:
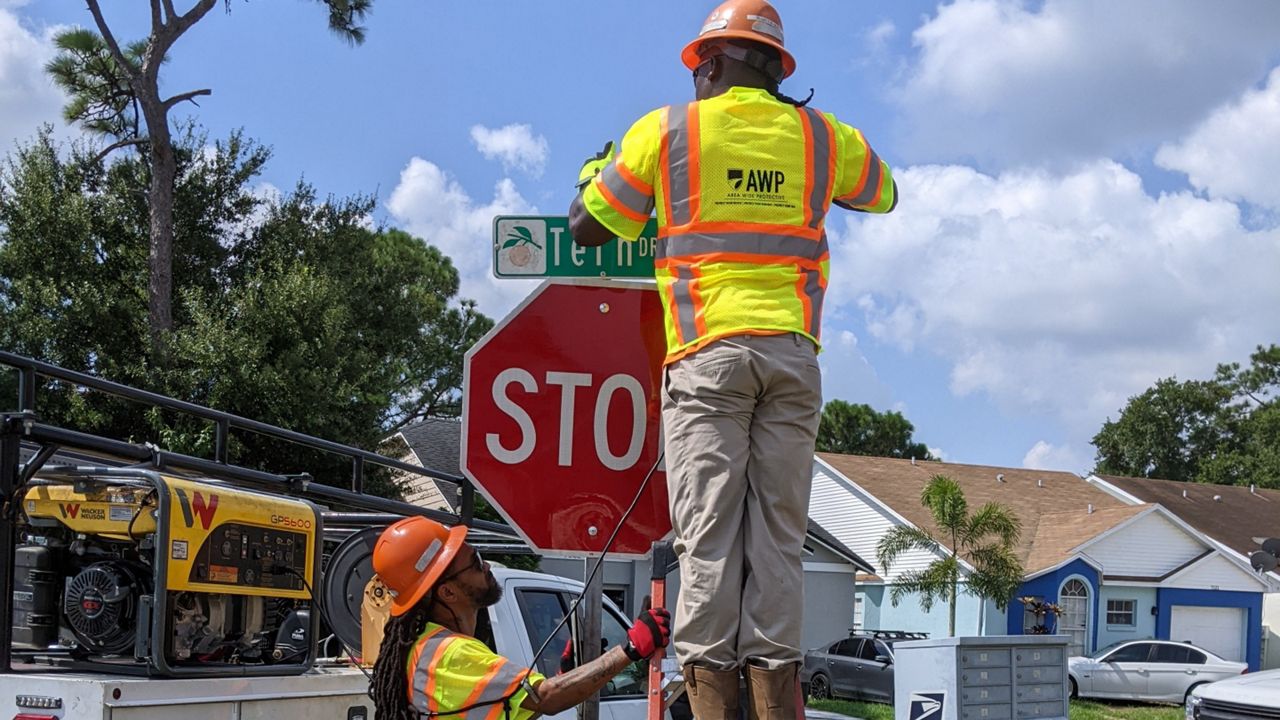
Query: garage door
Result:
<box><xmin>1170</xmin><ymin>605</ymin><xmax>1245</xmax><ymax>661</ymax></box>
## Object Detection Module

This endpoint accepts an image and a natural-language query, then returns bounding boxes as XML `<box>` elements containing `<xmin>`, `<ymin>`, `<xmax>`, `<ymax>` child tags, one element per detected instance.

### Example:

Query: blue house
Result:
<box><xmin>809</xmin><ymin>454</ymin><xmax>1275</xmax><ymax>670</ymax></box>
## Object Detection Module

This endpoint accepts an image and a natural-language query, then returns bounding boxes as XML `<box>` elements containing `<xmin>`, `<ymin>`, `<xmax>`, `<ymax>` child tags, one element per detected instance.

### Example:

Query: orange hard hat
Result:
<box><xmin>373</xmin><ymin>516</ymin><xmax>469</xmax><ymax>617</ymax></box>
<box><xmin>681</xmin><ymin>0</ymin><xmax>796</xmax><ymax>79</ymax></box>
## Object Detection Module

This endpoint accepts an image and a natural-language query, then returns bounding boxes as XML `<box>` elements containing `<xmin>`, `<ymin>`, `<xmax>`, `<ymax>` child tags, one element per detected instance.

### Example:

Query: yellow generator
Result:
<box><xmin>16</xmin><ymin>468</ymin><xmax>322</xmax><ymax>677</ymax></box>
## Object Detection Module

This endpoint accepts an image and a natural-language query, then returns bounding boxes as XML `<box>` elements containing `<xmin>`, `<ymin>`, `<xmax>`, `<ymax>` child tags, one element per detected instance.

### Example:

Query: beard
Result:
<box><xmin>469</xmin><ymin>571</ymin><xmax>503</xmax><ymax>608</ymax></box>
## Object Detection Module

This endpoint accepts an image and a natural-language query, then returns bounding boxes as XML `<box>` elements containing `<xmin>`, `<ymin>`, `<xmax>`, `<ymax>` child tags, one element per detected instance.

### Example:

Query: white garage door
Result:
<box><xmin>1170</xmin><ymin>605</ymin><xmax>1245</xmax><ymax>661</ymax></box>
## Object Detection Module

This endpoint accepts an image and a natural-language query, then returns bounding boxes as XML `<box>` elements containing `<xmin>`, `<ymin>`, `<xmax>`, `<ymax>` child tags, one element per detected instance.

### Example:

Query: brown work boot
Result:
<box><xmin>744</xmin><ymin>662</ymin><xmax>802</xmax><ymax>720</ymax></box>
<box><xmin>684</xmin><ymin>664</ymin><xmax>742</xmax><ymax>720</ymax></box>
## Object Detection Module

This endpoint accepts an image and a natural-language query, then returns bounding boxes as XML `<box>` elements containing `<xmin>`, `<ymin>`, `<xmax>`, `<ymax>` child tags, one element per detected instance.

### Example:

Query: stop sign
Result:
<box><xmin>461</xmin><ymin>280</ymin><xmax>670</xmax><ymax>556</ymax></box>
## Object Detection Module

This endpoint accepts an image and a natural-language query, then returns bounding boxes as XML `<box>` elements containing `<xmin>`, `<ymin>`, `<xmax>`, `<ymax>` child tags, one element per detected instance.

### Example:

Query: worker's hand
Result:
<box><xmin>623</xmin><ymin>607</ymin><xmax>671</xmax><ymax>661</ymax></box>
<box><xmin>575</xmin><ymin>141</ymin><xmax>615</xmax><ymax>191</ymax></box>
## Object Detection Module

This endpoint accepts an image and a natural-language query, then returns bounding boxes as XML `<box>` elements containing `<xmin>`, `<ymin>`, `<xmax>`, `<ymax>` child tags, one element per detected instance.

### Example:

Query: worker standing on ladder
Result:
<box><xmin>369</xmin><ymin>517</ymin><xmax>671</xmax><ymax>720</ymax></box>
<box><xmin>568</xmin><ymin>2</ymin><xmax>898</xmax><ymax>718</ymax></box>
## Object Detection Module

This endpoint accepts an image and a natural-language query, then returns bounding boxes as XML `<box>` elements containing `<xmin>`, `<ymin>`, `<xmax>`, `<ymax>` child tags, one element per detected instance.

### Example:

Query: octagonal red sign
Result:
<box><xmin>461</xmin><ymin>280</ymin><xmax>670</xmax><ymax>556</ymax></box>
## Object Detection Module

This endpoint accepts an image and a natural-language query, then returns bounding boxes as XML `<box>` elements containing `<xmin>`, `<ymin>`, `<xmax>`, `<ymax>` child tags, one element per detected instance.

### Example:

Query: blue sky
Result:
<box><xmin>3</xmin><ymin>1</ymin><xmax>1279</xmax><ymax>474</ymax></box>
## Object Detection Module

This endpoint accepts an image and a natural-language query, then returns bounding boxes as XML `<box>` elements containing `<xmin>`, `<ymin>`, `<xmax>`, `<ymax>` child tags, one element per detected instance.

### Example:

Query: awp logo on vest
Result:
<box><xmin>727</xmin><ymin>168</ymin><xmax>785</xmax><ymax>193</ymax></box>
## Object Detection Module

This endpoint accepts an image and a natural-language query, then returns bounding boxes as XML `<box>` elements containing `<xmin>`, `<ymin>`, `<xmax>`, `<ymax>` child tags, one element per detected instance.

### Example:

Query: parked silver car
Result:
<box><xmin>801</xmin><ymin>631</ymin><xmax>927</xmax><ymax>704</ymax></box>
<box><xmin>1068</xmin><ymin>639</ymin><xmax>1247</xmax><ymax>704</ymax></box>
<box><xmin>1187</xmin><ymin>667</ymin><xmax>1280</xmax><ymax>719</ymax></box>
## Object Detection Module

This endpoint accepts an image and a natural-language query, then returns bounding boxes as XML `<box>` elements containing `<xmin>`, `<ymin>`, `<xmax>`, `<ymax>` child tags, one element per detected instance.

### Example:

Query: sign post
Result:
<box><xmin>493</xmin><ymin>216</ymin><xmax>658</xmax><ymax>279</ymax></box>
<box><xmin>461</xmin><ymin>279</ymin><xmax>671</xmax><ymax>557</ymax></box>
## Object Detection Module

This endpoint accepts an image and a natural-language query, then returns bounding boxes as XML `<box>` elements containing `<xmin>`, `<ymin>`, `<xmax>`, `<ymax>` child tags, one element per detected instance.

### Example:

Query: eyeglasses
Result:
<box><xmin>692</xmin><ymin>56</ymin><xmax>716</xmax><ymax>80</ymax></box>
<box><xmin>440</xmin><ymin>549</ymin><xmax>484</xmax><ymax>584</ymax></box>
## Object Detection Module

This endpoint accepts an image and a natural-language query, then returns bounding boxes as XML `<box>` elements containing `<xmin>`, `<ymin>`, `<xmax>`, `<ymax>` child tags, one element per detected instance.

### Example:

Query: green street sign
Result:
<box><xmin>493</xmin><ymin>215</ymin><xmax>658</xmax><ymax>279</ymax></box>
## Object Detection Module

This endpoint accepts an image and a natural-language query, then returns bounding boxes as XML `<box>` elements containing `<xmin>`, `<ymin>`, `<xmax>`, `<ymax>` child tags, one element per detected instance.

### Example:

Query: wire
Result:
<box><xmin>525</xmin><ymin>450</ymin><xmax>665</xmax><ymax>672</ymax></box>
<box><xmin>410</xmin><ymin>449</ymin><xmax>666</xmax><ymax>718</ymax></box>
<box><xmin>276</xmin><ymin>565</ymin><xmax>372</xmax><ymax>681</ymax></box>
<box><xmin>127</xmin><ymin>490</ymin><xmax>157</xmax><ymax>539</ymax></box>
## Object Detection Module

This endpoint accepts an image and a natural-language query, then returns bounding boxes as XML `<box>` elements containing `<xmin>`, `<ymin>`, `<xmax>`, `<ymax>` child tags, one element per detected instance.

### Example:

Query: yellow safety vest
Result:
<box><xmin>582</xmin><ymin>86</ymin><xmax>897</xmax><ymax>364</ymax></box>
<box><xmin>406</xmin><ymin>623</ymin><xmax>543</xmax><ymax>720</ymax></box>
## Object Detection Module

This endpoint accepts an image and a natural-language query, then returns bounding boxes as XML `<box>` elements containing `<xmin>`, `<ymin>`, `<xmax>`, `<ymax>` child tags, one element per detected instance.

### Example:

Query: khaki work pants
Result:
<box><xmin>662</xmin><ymin>333</ymin><xmax>822</xmax><ymax>670</ymax></box>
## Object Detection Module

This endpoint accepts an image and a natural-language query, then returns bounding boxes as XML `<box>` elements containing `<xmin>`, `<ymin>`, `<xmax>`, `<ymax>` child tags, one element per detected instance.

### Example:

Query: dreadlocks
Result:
<box><xmin>371</xmin><ymin>598</ymin><xmax>435</xmax><ymax>720</ymax></box>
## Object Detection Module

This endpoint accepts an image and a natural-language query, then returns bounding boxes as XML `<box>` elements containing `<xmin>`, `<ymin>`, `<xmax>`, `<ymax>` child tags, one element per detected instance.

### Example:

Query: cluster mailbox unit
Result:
<box><xmin>893</xmin><ymin>635</ymin><xmax>1069</xmax><ymax>720</ymax></box>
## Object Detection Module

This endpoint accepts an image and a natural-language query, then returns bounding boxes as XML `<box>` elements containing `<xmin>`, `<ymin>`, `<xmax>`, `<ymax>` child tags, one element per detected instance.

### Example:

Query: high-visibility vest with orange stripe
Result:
<box><xmin>405</xmin><ymin>622</ymin><xmax>544</xmax><ymax>720</ymax></box>
<box><xmin>581</xmin><ymin>86</ymin><xmax>897</xmax><ymax>364</ymax></box>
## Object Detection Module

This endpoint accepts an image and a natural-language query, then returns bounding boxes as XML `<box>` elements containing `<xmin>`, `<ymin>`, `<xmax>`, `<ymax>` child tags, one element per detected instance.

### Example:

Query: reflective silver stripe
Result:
<box><xmin>801</xmin><ymin>107</ymin><xmax>833</xmax><ymax>230</ymax></box>
<box><xmin>460</xmin><ymin>662</ymin><xmax>529</xmax><ymax>720</ymax></box>
<box><xmin>803</xmin><ymin>263</ymin><xmax>824</xmax><ymax>339</ymax></box>
<box><xmin>669</xmin><ymin>266</ymin><xmax>700</xmax><ymax>344</ymax></box>
<box><xmin>657</xmin><ymin>231</ymin><xmax>827</xmax><ymax>262</ymax></box>
<box><xmin>600</xmin><ymin>160</ymin><xmax>654</xmax><ymax>219</ymax></box>
<box><xmin>844</xmin><ymin>147</ymin><xmax>884</xmax><ymax>209</ymax></box>
<box><xmin>415</xmin><ymin>538</ymin><xmax>443</xmax><ymax>573</ymax></box>
<box><xmin>411</xmin><ymin>630</ymin><xmax>456</xmax><ymax>714</ymax></box>
<box><xmin>666</xmin><ymin>104</ymin><xmax>693</xmax><ymax>226</ymax></box>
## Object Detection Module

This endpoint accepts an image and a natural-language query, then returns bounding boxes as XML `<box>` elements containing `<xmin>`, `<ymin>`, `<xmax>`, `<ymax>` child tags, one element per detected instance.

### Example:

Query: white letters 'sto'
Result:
<box><xmin>485</xmin><ymin>369</ymin><xmax>646</xmax><ymax>470</ymax></box>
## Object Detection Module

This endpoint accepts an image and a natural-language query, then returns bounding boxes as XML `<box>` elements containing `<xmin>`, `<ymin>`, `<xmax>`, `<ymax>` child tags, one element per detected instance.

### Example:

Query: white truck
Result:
<box><xmin>1</xmin><ymin>566</ymin><xmax>661</xmax><ymax>720</ymax></box>
<box><xmin>0</xmin><ymin>352</ymin><xmax>674</xmax><ymax>720</ymax></box>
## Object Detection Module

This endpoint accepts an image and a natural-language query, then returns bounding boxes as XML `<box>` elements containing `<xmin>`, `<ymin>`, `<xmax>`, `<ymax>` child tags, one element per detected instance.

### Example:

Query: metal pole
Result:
<box><xmin>0</xmin><ymin>418</ymin><xmax>22</xmax><ymax>672</ymax></box>
<box><xmin>352</xmin><ymin>456</ymin><xmax>365</xmax><ymax>494</ymax></box>
<box><xmin>17</xmin><ymin>367</ymin><xmax>36</xmax><ymax>412</ymax></box>
<box><xmin>579</xmin><ymin>555</ymin><xmax>603</xmax><ymax>720</ymax></box>
<box><xmin>214</xmin><ymin>419</ymin><xmax>229</xmax><ymax>464</ymax></box>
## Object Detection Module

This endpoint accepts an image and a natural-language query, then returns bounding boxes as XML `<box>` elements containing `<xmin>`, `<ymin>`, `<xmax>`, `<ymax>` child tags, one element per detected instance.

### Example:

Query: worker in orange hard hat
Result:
<box><xmin>569</xmin><ymin>1</ymin><xmax>897</xmax><ymax>719</ymax></box>
<box><xmin>368</xmin><ymin>516</ymin><xmax>670</xmax><ymax>720</ymax></box>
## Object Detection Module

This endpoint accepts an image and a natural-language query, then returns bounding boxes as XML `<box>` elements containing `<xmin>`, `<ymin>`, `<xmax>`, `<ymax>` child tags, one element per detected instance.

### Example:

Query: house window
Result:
<box><xmin>1106</xmin><ymin>599</ymin><xmax>1136</xmax><ymax>627</ymax></box>
<box><xmin>853</xmin><ymin>593</ymin><xmax>864</xmax><ymax>630</ymax></box>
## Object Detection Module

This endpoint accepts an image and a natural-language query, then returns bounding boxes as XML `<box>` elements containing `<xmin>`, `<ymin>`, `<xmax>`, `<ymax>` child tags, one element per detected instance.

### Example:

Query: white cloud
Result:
<box><xmin>469</xmin><ymin>124</ymin><xmax>549</xmax><ymax>177</ymax></box>
<box><xmin>1156</xmin><ymin>66</ymin><xmax>1280</xmax><ymax>210</ymax></box>
<box><xmin>865</xmin><ymin>20</ymin><xmax>896</xmax><ymax>55</ymax></box>
<box><xmin>0</xmin><ymin>7</ymin><xmax>68</xmax><ymax>152</ymax></box>
<box><xmin>827</xmin><ymin>160</ymin><xmax>1280</xmax><ymax>442</ymax></box>
<box><xmin>385</xmin><ymin>157</ymin><xmax>539</xmax><ymax>316</ymax></box>
<box><xmin>816</xmin><ymin>330</ymin><xmax>893</xmax><ymax>414</ymax></box>
<box><xmin>1022</xmin><ymin>441</ymin><xmax>1088</xmax><ymax>473</ymax></box>
<box><xmin>896</xmin><ymin>0</ymin><xmax>1280</xmax><ymax>167</ymax></box>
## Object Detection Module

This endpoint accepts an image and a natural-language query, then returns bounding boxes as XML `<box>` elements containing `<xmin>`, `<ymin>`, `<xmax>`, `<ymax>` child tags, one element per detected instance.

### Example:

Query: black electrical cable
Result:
<box><xmin>127</xmin><ymin>490</ymin><xmax>157</xmax><ymax>539</ymax></box>
<box><xmin>276</xmin><ymin>565</ymin><xmax>372</xmax><ymax>681</ymax></box>
<box><xmin>525</xmin><ymin>450</ymin><xmax>665</xmax><ymax>670</ymax></box>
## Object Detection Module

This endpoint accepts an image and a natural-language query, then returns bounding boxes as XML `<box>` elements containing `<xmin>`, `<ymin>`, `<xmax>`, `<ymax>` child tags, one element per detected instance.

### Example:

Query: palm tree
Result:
<box><xmin>876</xmin><ymin>474</ymin><xmax>1025</xmax><ymax>637</ymax></box>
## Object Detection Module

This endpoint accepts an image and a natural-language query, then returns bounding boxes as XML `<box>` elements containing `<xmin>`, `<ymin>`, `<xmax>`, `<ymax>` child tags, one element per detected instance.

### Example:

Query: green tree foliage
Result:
<box><xmin>876</xmin><ymin>475</ymin><xmax>1024</xmax><ymax>637</ymax></box>
<box><xmin>1092</xmin><ymin>345</ymin><xmax>1280</xmax><ymax>487</ymax></box>
<box><xmin>0</xmin><ymin>127</ymin><xmax>490</xmax><ymax>498</ymax></box>
<box><xmin>46</xmin><ymin>0</ymin><xmax>375</xmax><ymax>347</ymax></box>
<box><xmin>816</xmin><ymin>399</ymin><xmax>938</xmax><ymax>460</ymax></box>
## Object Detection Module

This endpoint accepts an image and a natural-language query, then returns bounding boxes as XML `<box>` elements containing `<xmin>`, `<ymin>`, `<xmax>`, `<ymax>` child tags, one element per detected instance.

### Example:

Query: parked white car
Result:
<box><xmin>1186</xmin><ymin>667</ymin><xmax>1280</xmax><ymax>719</ymax></box>
<box><xmin>1068</xmin><ymin>639</ymin><xmax>1247</xmax><ymax>704</ymax></box>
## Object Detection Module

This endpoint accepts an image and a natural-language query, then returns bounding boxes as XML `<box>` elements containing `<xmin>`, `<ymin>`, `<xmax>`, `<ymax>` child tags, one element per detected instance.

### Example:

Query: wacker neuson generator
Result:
<box><xmin>15</xmin><ymin>468</ymin><xmax>322</xmax><ymax>676</ymax></box>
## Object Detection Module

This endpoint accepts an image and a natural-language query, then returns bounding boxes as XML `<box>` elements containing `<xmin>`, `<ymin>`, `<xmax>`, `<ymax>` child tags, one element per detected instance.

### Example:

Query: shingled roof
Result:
<box><xmin>1096</xmin><ymin>474</ymin><xmax>1280</xmax><ymax>560</ymax></box>
<box><xmin>390</xmin><ymin>417</ymin><xmax>463</xmax><ymax>512</ymax></box>
<box><xmin>817</xmin><ymin>454</ymin><xmax>1139</xmax><ymax>574</ymax></box>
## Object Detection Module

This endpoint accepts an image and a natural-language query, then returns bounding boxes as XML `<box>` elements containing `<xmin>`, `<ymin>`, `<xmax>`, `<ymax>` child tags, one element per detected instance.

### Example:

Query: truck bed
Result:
<box><xmin>0</xmin><ymin>665</ymin><xmax>371</xmax><ymax>720</ymax></box>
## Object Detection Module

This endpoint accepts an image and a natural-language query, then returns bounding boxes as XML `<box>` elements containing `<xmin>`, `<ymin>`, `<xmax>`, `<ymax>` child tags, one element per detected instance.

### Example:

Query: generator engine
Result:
<box><xmin>14</xmin><ymin>471</ymin><xmax>322</xmax><ymax>677</ymax></box>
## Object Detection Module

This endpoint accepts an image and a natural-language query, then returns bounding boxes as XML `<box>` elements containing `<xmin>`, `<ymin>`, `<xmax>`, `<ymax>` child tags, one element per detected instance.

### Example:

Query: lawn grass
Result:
<box><xmin>807</xmin><ymin>698</ymin><xmax>1184</xmax><ymax>720</ymax></box>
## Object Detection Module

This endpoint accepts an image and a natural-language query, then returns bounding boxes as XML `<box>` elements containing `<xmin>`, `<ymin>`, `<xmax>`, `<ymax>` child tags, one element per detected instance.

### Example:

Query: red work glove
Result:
<box><xmin>624</xmin><ymin>607</ymin><xmax>671</xmax><ymax>661</ymax></box>
<box><xmin>559</xmin><ymin>637</ymin><xmax>575</xmax><ymax>674</ymax></box>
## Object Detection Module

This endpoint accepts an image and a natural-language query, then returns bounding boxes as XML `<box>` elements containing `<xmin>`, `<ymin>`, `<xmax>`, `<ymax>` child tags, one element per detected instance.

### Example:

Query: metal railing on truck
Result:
<box><xmin>0</xmin><ymin>350</ymin><xmax>516</xmax><ymax>673</ymax></box>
